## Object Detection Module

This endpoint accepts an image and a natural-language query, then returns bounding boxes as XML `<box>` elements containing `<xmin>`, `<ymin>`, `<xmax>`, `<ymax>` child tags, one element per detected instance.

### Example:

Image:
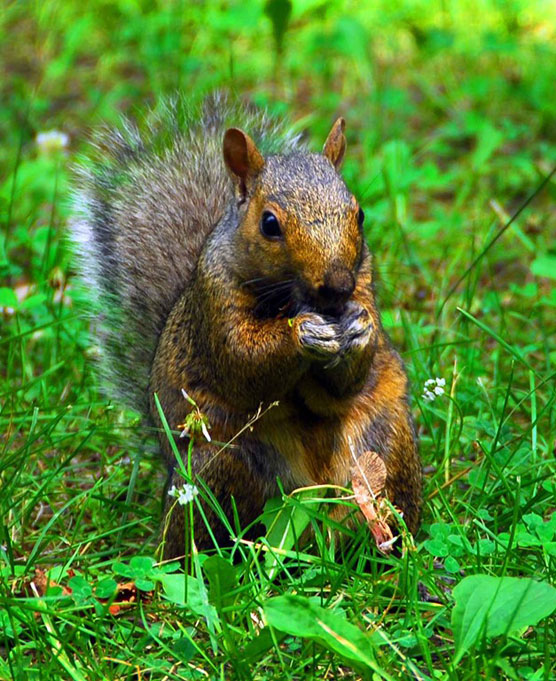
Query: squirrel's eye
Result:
<box><xmin>357</xmin><ymin>207</ymin><xmax>365</xmax><ymax>229</ymax></box>
<box><xmin>260</xmin><ymin>211</ymin><xmax>282</xmax><ymax>239</ymax></box>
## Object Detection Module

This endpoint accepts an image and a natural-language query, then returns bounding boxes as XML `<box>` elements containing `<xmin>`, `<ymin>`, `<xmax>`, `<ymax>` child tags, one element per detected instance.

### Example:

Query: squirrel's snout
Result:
<box><xmin>316</xmin><ymin>267</ymin><xmax>355</xmax><ymax>312</ymax></box>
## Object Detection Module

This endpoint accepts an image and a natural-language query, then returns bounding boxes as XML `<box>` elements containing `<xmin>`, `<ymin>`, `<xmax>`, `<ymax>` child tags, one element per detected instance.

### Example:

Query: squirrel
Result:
<box><xmin>72</xmin><ymin>93</ymin><xmax>422</xmax><ymax>558</ymax></box>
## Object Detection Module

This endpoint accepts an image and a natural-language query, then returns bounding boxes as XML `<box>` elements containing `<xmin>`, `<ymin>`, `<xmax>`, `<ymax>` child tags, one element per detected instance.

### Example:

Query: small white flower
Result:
<box><xmin>168</xmin><ymin>483</ymin><xmax>199</xmax><ymax>506</ymax></box>
<box><xmin>378</xmin><ymin>536</ymin><xmax>399</xmax><ymax>552</ymax></box>
<box><xmin>200</xmin><ymin>421</ymin><xmax>211</xmax><ymax>442</ymax></box>
<box><xmin>422</xmin><ymin>377</ymin><xmax>445</xmax><ymax>402</ymax></box>
<box><xmin>36</xmin><ymin>130</ymin><xmax>69</xmax><ymax>154</ymax></box>
<box><xmin>177</xmin><ymin>485</ymin><xmax>199</xmax><ymax>505</ymax></box>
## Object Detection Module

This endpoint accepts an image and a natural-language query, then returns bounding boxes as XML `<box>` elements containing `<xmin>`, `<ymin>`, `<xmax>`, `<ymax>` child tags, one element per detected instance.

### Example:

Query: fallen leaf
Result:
<box><xmin>98</xmin><ymin>581</ymin><xmax>139</xmax><ymax>615</ymax></box>
<box><xmin>30</xmin><ymin>568</ymin><xmax>71</xmax><ymax>597</ymax></box>
<box><xmin>351</xmin><ymin>451</ymin><xmax>396</xmax><ymax>553</ymax></box>
<box><xmin>31</xmin><ymin>568</ymin><xmax>49</xmax><ymax>596</ymax></box>
<box><xmin>353</xmin><ymin>451</ymin><xmax>387</xmax><ymax>494</ymax></box>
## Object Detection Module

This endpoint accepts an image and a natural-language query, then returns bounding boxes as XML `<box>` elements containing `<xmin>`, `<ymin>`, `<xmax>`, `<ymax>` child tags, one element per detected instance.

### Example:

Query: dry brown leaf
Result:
<box><xmin>100</xmin><ymin>581</ymin><xmax>139</xmax><ymax>616</ymax></box>
<box><xmin>351</xmin><ymin>451</ymin><xmax>396</xmax><ymax>553</ymax></box>
<box><xmin>31</xmin><ymin>567</ymin><xmax>49</xmax><ymax>597</ymax></box>
<box><xmin>26</xmin><ymin>569</ymin><xmax>150</xmax><ymax>620</ymax></box>
<box><xmin>354</xmin><ymin>451</ymin><xmax>388</xmax><ymax>494</ymax></box>
<box><xmin>30</xmin><ymin>567</ymin><xmax>71</xmax><ymax>597</ymax></box>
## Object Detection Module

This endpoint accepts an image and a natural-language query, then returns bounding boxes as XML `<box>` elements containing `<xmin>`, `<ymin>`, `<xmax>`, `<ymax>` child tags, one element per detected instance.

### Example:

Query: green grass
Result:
<box><xmin>1</xmin><ymin>1</ymin><xmax>556</xmax><ymax>679</ymax></box>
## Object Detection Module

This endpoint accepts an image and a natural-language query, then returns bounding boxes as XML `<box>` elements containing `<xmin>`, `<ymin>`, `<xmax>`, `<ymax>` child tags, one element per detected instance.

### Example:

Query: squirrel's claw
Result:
<box><xmin>294</xmin><ymin>304</ymin><xmax>373</xmax><ymax>366</ymax></box>
<box><xmin>339</xmin><ymin>302</ymin><xmax>373</xmax><ymax>354</ymax></box>
<box><xmin>296</xmin><ymin>313</ymin><xmax>342</xmax><ymax>361</ymax></box>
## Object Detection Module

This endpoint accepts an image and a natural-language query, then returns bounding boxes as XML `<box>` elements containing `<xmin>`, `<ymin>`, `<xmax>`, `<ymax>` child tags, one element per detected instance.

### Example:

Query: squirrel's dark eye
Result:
<box><xmin>260</xmin><ymin>211</ymin><xmax>282</xmax><ymax>240</ymax></box>
<box><xmin>357</xmin><ymin>207</ymin><xmax>365</xmax><ymax>229</ymax></box>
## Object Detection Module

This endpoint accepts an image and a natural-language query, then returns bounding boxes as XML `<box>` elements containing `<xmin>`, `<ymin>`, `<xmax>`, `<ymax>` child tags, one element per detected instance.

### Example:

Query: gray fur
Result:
<box><xmin>71</xmin><ymin>93</ymin><xmax>305</xmax><ymax>413</ymax></box>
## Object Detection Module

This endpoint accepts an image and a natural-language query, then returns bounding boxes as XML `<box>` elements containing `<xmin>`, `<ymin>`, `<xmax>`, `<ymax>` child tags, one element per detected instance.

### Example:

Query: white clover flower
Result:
<box><xmin>200</xmin><ymin>421</ymin><xmax>211</xmax><ymax>442</ymax></box>
<box><xmin>422</xmin><ymin>377</ymin><xmax>445</xmax><ymax>402</ymax></box>
<box><xmin>179</xmin><ymin>387</ymin><xmax>211</xmax><ymax>441</ymax></box>
<box><xmin>168</xmin><ymin>483</ymin><xmax>199</xmax><ymax>506</ymax></box>
<box><xmin>36</xmin><ymin>130</ymin><xmax>70</xmax><ymax>154</ymax></box>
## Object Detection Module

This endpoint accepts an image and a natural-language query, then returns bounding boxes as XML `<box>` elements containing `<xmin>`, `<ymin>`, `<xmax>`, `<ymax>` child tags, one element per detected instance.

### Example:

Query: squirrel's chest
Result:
<box><xmin>257</xmin><ymin>407</ymin><xmax>370</xmax><ymax>490</ymax></box>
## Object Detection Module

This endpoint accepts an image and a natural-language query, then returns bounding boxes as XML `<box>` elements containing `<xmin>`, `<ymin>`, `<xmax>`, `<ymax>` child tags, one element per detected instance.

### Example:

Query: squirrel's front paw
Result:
<box><xmin>339</xmin><ymin>302</ymin><xmax>374</xmax><ymax>356</ymax></box>
<box><xmin>294</xmin><ymin>313</ymin><xmax>341</xmax><ymax>361</ymax></box>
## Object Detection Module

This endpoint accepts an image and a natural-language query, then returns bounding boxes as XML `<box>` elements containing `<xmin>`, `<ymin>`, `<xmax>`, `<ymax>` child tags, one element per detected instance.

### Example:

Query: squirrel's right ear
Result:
<box><xmin>323</xmin><ymin>117</ymin><xmax>346</xmax><ymax>171</ymax></box>
<box><xmin>223</xmin><ymin>128</ymin><xmax>265</xmax><ymax>201</ymax></box>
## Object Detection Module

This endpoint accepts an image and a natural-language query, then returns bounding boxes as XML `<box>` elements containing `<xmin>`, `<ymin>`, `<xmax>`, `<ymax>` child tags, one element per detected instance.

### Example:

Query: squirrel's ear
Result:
<box><xmin>323</xmin><ymin>117</ymin><xmax>346</xmax><ymax>171</ymax></box>
<box><xmin>223</xmin><ymin>128</ymin><xmax>265</xmax><ymax>200</ymax></box>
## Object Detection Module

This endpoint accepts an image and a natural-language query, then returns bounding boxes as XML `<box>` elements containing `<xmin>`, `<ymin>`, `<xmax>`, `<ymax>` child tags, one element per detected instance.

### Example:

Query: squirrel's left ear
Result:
<box><xmin>223</xmin><ymin>128</ymin><xmax>265</xmax><ymax>202</ymax></box>
<box><xmin>323</xmin><ymin>117</ymin><xmax>346</xmax><ymax>170</ymax></box>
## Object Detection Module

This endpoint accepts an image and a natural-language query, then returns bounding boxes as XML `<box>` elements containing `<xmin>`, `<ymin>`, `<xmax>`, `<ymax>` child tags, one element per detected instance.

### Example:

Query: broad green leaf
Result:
<box><xmin>261</xmin><ymin>493</ymin><xmax>315</xmax><ymax>579</ymax></box>
<box><xmin>424</xmin><ymin>538</ymin><xmax>448</xmax><ymax>556</ymax></box>
<box><xmin>94</xmin><ymin>578</ymin><xmax>117</xmax><ymax>599</ymax></box>
<box><xmin>430</xmin><ymin>522</ymin><xmax>452</xmax><ymax>539</ymax></box>
<box><xmin>531</xmin><ymin>254</ymin><xmax>556</xmax><ymax>280</ymax></box>
<box><xmin>171</xmin><ymin>636</ymin><xmax>196</xmax><ymax>663</ymax></box>
<box><xmin>135</xmin><ymin>577</ymin><xmax>155</xmax><ymax>592</ymax></box>
<box><xmin>516</xmin><ymin>531</ymin><xmax>542</xmax><ymax>547</ymax></box>
<box><xmin>68</xmin><ymin>575</ymin><xmax>92</xmax><ymax>601</ymax></box>
<box><xmin>20</xmin><ymin>293</ymin><xmax>47</xmax><ymax>310</ymax></box>
<box><xmin>129</xmin><ymin>556</ymin><xmax>155</xmax><ymax>574</ymax></box>
<box><xmin>264</xmin><ymin>594</ymin><xmax>378</xmax><ymax>672</ymax></box>
<box><xmin>0</xmin><ymin>287</ymin><xmax>18</xmax><ymax>309</ymax></box>
<box><xmin>203</xmin><ymin>555</ymin><xmax>238</xmax><ymax>611</ymax></box>
<box><xmin>45</xmin><ymin>585</ymin><xmax>64</xmax><ymax>598</ymax></box>
<box><xmin>445</xmin><ymin>556</ymin><xmax>461</xmax><ymax>573</ymax></box>
<box><xmin>112</xmin><ymin>561</ymin><xmax>136</xmax><ymax>579</ymax></box>
<box><xmin>159</xmin><ymin>561</ymin><xmax>181</xmax><ymax>574</ymax></box>
<box><xmin>157</xmin><ymin>574</ymin><xmax>218</xmax><ymax>626</ymax></box>
<box><xmin>478</xmin><ymin>539</ymin><xmax>495</xmax><ymax>556</ymax></box>
<box><xmin>47</xmin><ymin>566</ymin><xmax>71</xmax><ymax>582</ymax></box>
<box><xmin>452</xmin><ymin>575</ymin><xmax>556</xmax><ymax>662</ymax></box>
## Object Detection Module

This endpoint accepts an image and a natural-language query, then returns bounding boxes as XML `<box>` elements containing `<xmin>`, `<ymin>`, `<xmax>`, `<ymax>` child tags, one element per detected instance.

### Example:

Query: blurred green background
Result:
<box><xmin>1</xmin><ymin>1</ymin><xmax>556</xmax><ymax>679</ymax></box>
<box><xmin>2</xmin><ymin>0</ymin><xmax>556</xmax><ymax>321</ymax></box>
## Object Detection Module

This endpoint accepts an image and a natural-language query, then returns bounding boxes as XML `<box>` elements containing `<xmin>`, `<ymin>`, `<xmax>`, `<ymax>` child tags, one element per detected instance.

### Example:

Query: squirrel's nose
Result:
<box><xmin>317</xmin><ymin>267</ymin><xmax>355</xmax><ymax>309</ymax></box>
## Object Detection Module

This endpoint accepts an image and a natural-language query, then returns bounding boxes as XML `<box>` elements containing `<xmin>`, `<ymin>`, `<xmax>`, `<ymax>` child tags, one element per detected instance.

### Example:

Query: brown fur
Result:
<box><xmin>73</xmin><ymin>95</ymin><xmax>422</xmax><ymax>559</ymax></box>
<box><xmin>148</xmin><ymin>115</ymin><xmax>422</xmax><ymax>558</ymax></box>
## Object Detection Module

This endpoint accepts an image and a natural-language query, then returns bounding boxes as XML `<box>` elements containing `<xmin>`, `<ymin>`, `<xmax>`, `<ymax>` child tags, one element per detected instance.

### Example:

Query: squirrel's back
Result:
<box><xmin>72</xmin><ymin>93</ymin><xmax>304</xmax><ymax>413</ymax></box>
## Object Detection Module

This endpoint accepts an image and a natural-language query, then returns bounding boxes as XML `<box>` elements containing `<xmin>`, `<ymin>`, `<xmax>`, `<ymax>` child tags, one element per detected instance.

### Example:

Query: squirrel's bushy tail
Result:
<box><xmin>71</xmin><ymin>93</ymin><xmax>303</xmax><ymax>414</ymax></box>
